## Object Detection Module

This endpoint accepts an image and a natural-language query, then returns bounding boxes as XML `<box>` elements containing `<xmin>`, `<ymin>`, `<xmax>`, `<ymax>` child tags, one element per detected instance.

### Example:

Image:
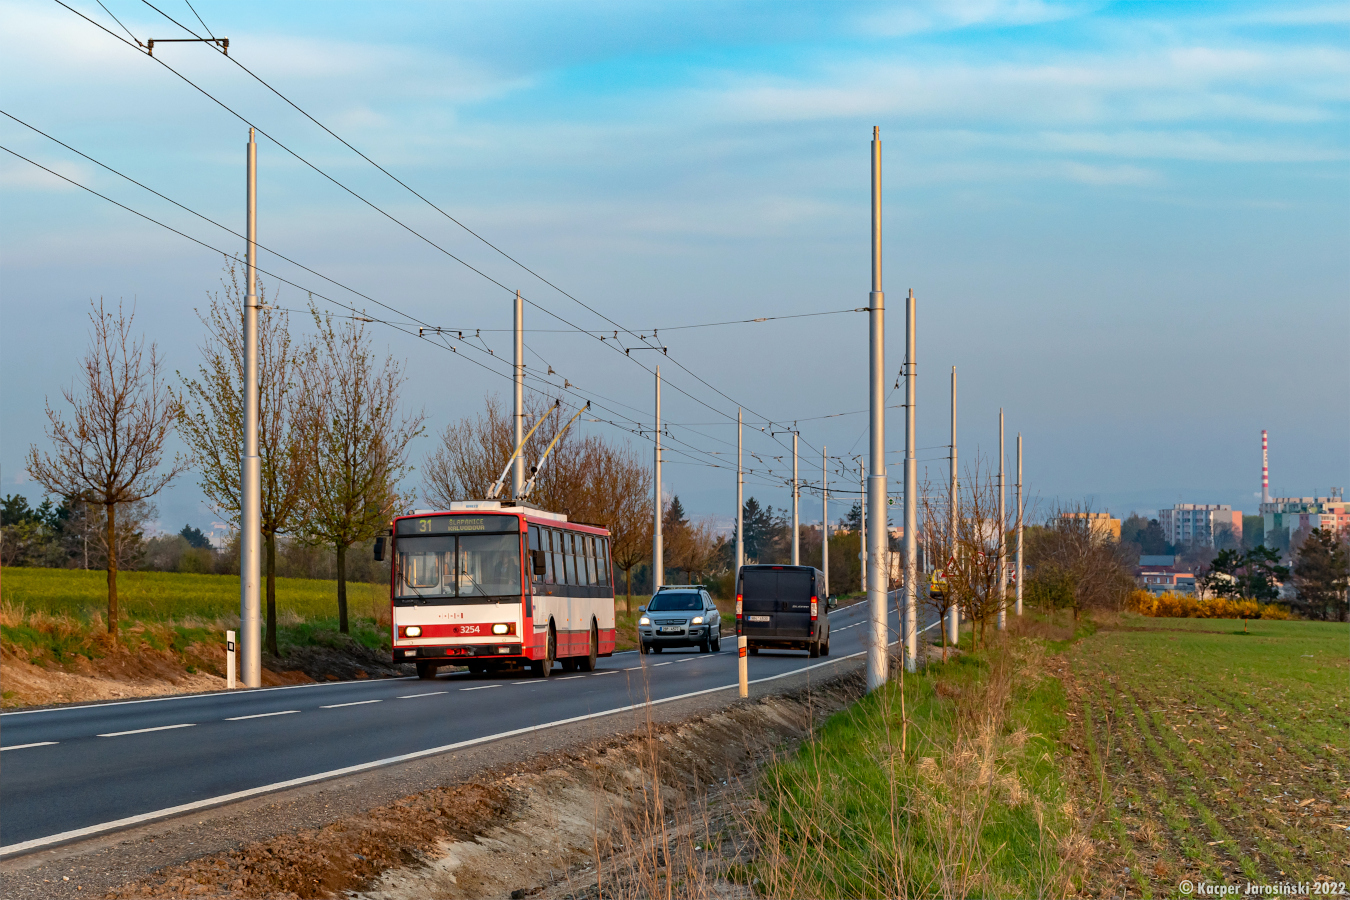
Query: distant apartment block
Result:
<box><xmin>1135</xmin><ymin>555</ymin><xmax>1197</xmax><ymax>596</ymax></box>
<box><xmin>1259</xmin><ymin>495</ymin><xmax>1349</xmax><ymax>544</ymax></box>
<box><xmin>1060</xmin><ymin>512</ymin><xmax>1121</xmax><ymax>542</ymax></box>
<box><xmin>1158</xmin><ymin>504</ymin><xmax>1242</xmax><ymax>548</ymax></box>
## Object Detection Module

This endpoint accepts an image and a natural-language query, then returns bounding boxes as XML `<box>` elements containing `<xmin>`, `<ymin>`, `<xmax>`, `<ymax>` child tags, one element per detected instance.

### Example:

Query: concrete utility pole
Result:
<box><xmin>735</xmin><ymin>409</ymin><xmax>744</xmax><ymax>573</ymax></box>
<box><xmin>997</xmin><ymin>408</ymin><xmax>1007</xmax><ymax>631</ymax></box>
<box><xmin>858</xmin><ymin>459</ymin><xmax>867</xmax><ymax>594</ymax></box>
<box><xmin>240</xmin><ymin>128</ymin><xmax>261</xmax><ymax>688</ymax></box>
<box><xmin>652</xmin><ymin>367</ymin><xmax>663</xmax><ymax>590</ymax></box>
<box><xmin>822</xmin><ymin>445</ymin><xmax>829</xmax><ymax>597</ymax></box>
<box><xmin>791</xmin><ymin>433</ymin><xmax>800</xmax><ymax>566</ymax></box>
<box><xmin>947</xmin><ymin>367</ymin><xmax>959</xmax><ymax>645</ymax></box>
<box><xmin>512</xmin><ymin>290</ymin><xmax>525</xmax><ymax>498</ymax></box>
<box><xmin>866</xmin><ymin>126</ymin><xmax>889</xmax><ymax>691</ymax></box>
<box><xmin>1016</xmin><ymin>432</ymin><xmax>1023</xmax><ymax>617</ymax></box>
<box><xmin>903</xmin><ymin>289</ymin><xmax>918</xmax><ymax>671</ymax></box>
<box><xmin>736</xmin><ymin>407</ymin><xmax>746</xmax><ymax>697</ymax></box>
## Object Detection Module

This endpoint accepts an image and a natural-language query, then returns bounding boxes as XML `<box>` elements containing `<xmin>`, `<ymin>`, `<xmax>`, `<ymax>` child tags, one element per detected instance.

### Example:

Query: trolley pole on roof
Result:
<box><xmin>1016</xmin><ymin>432</ymin><xmax>1024</xmax><ymax>617</ymax></box>
<box><xmin>947</xmin><ymin>367</ymin><xmax>959</xmax><ymax>646</ymax></box>
<box><xmin>997</xmin><ymin>409</ymin><xmax>1007</xmax><ymax>631</ymax></box>
<box><xmin>902</xmin><ymin>289</ymin><xmax>918</xmax><ymax>672</ymax></box>
<box><xmin>239</xmin><ymin>128</ymin><xmax>262</xmax><ymax>688</ymax></box>
<box><xmin>791</xmin><ymin>433</ymin><xmax>800</xmax><ymax>565</ymax></box>
<box><xmin>512</xmin><ymin>290</ymin><xmax>525</xmax><ymax>499</ymax></box>
<box><xmin>866</xmin><ymin>126</ymin><xmax>889</xmax><ymax>692</ymax></box>
<box><xmin>652</xmin><ymin>367</ymin><xmax>663</xmax><ymax>590</ymax></box>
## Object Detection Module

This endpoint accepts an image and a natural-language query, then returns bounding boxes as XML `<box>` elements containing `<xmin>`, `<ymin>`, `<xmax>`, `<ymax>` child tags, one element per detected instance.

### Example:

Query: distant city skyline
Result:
<box><xmin>3</xmin><ymin>1</ymin><xmax>1346</xmax><ymax>536</ymax></box>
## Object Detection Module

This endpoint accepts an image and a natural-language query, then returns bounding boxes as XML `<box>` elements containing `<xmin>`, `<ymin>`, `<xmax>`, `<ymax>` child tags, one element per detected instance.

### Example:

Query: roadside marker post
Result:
<box><xmin>738</xmin><ymin>636</ymin><xmax>748</xmax><ymax>698</ymax></box>
<box><xmin>226</xmin><ymin>631</ymin><xmax>236</xmax><ymax>690</ymax></box>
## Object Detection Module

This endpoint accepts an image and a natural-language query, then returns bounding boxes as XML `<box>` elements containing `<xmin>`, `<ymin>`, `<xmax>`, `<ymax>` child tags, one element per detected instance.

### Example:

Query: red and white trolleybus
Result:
<box><xmin>379</xmin><ymin>500</ymin><xmax>616</xmax><ymax>678</ymax></box>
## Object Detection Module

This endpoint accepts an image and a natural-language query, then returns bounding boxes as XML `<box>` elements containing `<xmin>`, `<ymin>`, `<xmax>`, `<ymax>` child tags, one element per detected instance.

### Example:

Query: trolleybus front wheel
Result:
<box><xmin>415</xmin><ymin>661</ymin><xmax>438</xmax><ymax>680</ymax></box>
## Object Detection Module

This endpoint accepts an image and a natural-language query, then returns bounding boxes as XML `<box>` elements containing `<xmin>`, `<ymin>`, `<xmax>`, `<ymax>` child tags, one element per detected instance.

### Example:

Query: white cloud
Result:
<box><xmin>857</xmin><ymin>0</ymin><xmax>1089</xmax><ymax>36</ymax></box>
<box><xmin>1062</xmin><ymin>161</ymin><xmax>1158</xmax><ymax>185</ymax></box>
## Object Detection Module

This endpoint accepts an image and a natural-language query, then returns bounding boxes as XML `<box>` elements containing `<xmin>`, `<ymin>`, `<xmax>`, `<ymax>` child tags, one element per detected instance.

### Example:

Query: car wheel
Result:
<box><xmin>651</xmin><ymin>644</ymin><xmax>662</xmax><ymax>653</ymax></box>
<box><xmin>639</xmin><ymin>641</ymin><xmax>649</xmax><ymax>655</ymax></box>
<box><xmin>415</xmin><ymin>661</ymin><xmax>437</xmax><ymax>680</ymax></box>
<box><xmin>808</xmin><ymin>636</ymin><xmax>820</xmax><ymax>658</ymax></box>
<box><xmin>823</xmin><ymin>628</ymin><xmax>831</xmax><ymax>656</ymax></box>
<box><xmin>711</xmin><ymin>624</ymin><xmax>721</xmax><ymax>652</ymax></box>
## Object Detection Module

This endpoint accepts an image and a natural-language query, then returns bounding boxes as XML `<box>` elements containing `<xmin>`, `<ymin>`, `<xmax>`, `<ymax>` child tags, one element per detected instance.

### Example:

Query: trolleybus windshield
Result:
<box><xmin>395</xmin><ymin>532</ymin><xmax>521</xmax><ymax>602</ymax></box>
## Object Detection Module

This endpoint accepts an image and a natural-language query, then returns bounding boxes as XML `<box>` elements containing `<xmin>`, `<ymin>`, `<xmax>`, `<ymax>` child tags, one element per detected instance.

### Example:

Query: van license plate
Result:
<box><xmin>748</xmin><ymin>615</ymin><xmax>770</xmax><ymax>623</ymax></box>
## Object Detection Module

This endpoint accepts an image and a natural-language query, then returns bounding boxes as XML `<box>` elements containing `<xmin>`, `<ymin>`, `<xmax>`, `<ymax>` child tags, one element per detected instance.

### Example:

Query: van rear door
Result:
<box><xmin>741</xmin><ymin>568</ymin><xmax>814</xmax><ymax>638</ymax></box>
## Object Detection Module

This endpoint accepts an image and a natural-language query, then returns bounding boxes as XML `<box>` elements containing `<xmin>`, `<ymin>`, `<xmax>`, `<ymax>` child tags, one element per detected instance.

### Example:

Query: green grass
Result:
<box><xmin>1065</xmin><ymin>613</ymin><xmax>1349</xmax><ymax>896</ymax></box>
<box><xmin>744</xmin><ymin>635</ymin><xmax>1077</xmax><ymax>898</ymax></box>
<box><xmin>1</xmin><ymin>566</ymin><xmax>387</xmax><ymax>624</ymax></box>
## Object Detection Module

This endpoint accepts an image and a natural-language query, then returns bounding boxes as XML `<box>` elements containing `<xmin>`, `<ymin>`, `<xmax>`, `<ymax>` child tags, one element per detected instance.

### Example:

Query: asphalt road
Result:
<box><xmin>0</xmin><ymin>596</ymin><xmax>937</xmax><ymax>855</ymax></box>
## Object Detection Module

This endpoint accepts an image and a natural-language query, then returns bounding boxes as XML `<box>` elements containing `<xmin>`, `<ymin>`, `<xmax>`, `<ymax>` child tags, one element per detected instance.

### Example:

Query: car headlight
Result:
<box><xmin>639</xmin><ymin>616</ymin><xmax>650</xmax><ymax>625</ymax></box>
<box><xmin>403</xmin><ymin>625</ymin><xmax>422</xmax><ymax>637</ymax></box>
<box><xmin>690</xmin><ymin>616</ymin><xmax>703</xmax><ymax>625</ymax></box>
<box><xmin>492</xmin><ymin>623</ymin><xmax>510</xmax><ymax>635</ymax></box>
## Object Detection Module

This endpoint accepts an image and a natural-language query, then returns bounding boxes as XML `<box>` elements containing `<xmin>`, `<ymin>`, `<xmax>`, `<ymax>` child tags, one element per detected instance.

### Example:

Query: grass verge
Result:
<box><xmin>738</xmin><ymin>630</ymin><xmax>1085</xmax><ymax>898</ymax></box>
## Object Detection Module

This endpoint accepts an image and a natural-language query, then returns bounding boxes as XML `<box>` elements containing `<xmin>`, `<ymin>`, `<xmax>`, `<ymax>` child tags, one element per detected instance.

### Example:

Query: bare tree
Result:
<box><xmin>939</xmin><ymin>458</ymin><xmax>1012</xmax><ymax>651</ymax></box>
<box><xmin>1026</xmin><ymin>500</ymin><xmax>1134</xmax><ymax>622</ymax></box>
<box><xmin>26</xmin><ymin>300</ymin><xmax>183</xmax><ymax>635</ymax></box>
<box><xmin>177</xmin><ymin>267</ymin><xmax>316</xmax><ymax>655</ymax></box>
<box><xmin>305</xmin><ymin>305</ymin><xmax>424</xmax><ymax>633</ymax></box>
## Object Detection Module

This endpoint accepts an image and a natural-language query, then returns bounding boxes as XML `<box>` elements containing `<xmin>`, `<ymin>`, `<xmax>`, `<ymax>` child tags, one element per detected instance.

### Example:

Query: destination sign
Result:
<box><xmin>395</xmin><ymin>514</ymin><xmax>519</xmax><ymax>535</ymax></box>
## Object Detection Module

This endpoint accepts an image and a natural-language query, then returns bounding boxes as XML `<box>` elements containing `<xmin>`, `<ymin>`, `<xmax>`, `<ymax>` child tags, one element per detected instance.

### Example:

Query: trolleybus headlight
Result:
<box><xmin>690</xmin><ymin>616</ymin><xmax>703</xmax><ymax>625</ymax></box>
<box><xmin>403</xmin><ymin>626</ymin><xmax>422</xmax><ymax>637</ymax></box>
<box><xmin>492</xmin><ymin>623</ymin><xmax>512</xmax><ymax>635</ymax></box>
<box><xmin>639</xmin><ymin>616</ymin><xmax>650</xmax><ymax>626</ymax></box>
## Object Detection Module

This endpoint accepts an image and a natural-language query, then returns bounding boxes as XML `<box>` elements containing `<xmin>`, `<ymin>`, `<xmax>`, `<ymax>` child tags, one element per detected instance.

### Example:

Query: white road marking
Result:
<box><xmin>555</xmin><ymin>675</ymin><xmax>586</xmax><ymax>681</ymax></box>
<box><xmin>1</xmin><ymin>645</ymin><xmax>881</xmax><ymax>859</ymax></box>
<box><xmin>224</xmin><ymin>710</ymin><xmax>299</xmax><ymax>721</ymax></box>
<box><xmin>650</xmin><ymin>662</ymin><xmax>672</xmax><ymax>667</ymax></box>
<box><xmin>591</xmin><ymin>670</ymin><xmax>620</xmax><ymax>676</ymax></box>
<box><xmin>98</xmin><ymin>723</ymin><xmax>195</xmax><ymax>738</ymax></box>
<box><xmin>510</xmin><ymin>681</ymin><xmax>534</xmax><ymax>685</ymax></box>
<box><xmin>624</xmin><ymin>666</ymin><xmax>644</xmax><ymax>671</ymax></box>
<box><xmin>396</xmin><ymin>692</ymin><xmax>448</xmax><ymax>699</ymax></box>
<box><xmin>675</xmin><ymin>657</ymin><xmax>700</xmax><ymax>662</ymax></box>
<box><xmin>460</xmin><ymin>685</ymin><xmax>501</xmax><ymax>691</ymax></box>
<box><xmin>320</xmin><ymin>700</ymin><xmax>382</xmax><ymax>709</ymax></box>
<box><xmin>1</xmin><ymin>742</ymin><xmax>58</xmax><ymax>751</ymax></box>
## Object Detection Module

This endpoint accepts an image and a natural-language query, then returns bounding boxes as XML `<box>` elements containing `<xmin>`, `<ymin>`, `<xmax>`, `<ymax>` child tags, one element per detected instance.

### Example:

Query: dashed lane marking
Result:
<box><xmin>556</xmin><ymin>675</ymin><xmax>586</xmax><ymax>681</ymax></box>
<box><xmin>98</xmin><ymin>724</ymin><xmax>195</xmax><ymax>738</ymax></box>
<box><xmin>396</xmin><ymin>692</ymin><xmax>449</xmax><ymax>699</ymax></box>
<box><xmin>460</xmin><ymin>685</ymin><xmax>502</xmax><ymax>691</ymax></box>
<box><xmin>320</xmin><ymin>700</ymin><xmax>382</xmax><ymax>709</ymax></box>
<box><xmin>224</xmin><ymin>710</ymin><xmax>299</xmax><ymax>721</ymax></box>
<box><xmin>1</xmin><ymin>742</ymin><xmax>58</xmax><ymax>751</ymax></box>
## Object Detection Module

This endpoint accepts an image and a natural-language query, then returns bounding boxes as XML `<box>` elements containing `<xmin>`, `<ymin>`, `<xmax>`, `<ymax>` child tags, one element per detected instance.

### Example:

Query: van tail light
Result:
<box><xmin>810</xmin><ymin>596</ymin><xmax>818</xmax><ymax>621</ymax></box>
<box><xmin>735</xmin><ymin>594</ymin><xmax>743</xmax><ymax>618</ymax></box>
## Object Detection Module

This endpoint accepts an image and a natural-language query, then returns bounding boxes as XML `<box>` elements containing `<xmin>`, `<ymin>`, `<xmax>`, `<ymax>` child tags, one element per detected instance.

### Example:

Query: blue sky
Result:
<box><xmin>2</xmin><ymin>0</ymin><xmax>1347</xmax><ymax>536</ymax></box>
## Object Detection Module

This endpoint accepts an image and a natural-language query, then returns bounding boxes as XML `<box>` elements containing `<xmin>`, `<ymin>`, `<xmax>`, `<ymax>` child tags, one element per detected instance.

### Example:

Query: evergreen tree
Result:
<box><xmin>179</xmin><ymin>524</ymin><xmax>212</xmax><ymax>549</ymax></box>
<box><xmin>664</xmin><ymin>495</ymin><xmax>687</xmax><ymax>530</ymax></box>
<box><xmin>1293</xmin><ymin>528</ymin><xmax>1349</xmax><ymax>621</ymax></box>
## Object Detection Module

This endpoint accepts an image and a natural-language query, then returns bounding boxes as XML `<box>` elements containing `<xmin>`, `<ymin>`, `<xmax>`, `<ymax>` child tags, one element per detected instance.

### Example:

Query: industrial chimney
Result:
<box><xmin>1261</xmin><ymin>430</ymin><xmax>1270</xmax><ymax>506</ymax></box>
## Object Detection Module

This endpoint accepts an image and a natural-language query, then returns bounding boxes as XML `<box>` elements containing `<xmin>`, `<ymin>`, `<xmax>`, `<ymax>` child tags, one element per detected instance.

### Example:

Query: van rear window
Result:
<box><xmin>742</xmin><ymin>569</ymin><xmax>812</xmax><ymax>599</ymax></box>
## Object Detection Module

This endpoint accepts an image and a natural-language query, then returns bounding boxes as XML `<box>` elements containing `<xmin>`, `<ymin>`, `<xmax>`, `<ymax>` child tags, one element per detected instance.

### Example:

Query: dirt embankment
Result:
<box><xmin>105</xmin><ymin>672</ymin><xmax>866</xmax><ymax>900</ymax></box>
<box><xmin>1</xmin><ymin>639</ymin><xmax>415</xmax><ymax>709</ymax></box>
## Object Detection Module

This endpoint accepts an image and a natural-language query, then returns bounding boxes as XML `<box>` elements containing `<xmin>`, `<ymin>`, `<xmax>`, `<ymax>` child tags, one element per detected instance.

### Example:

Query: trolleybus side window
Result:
<box><xmin>528</xmin><ymin>525</ymin><xmax>542</xmax><ymax>586</ymax></box>
<box><xmin>563</xmin><ymin>533</ymin><xmax>577</xmax><ymax>585</ymax></box>
<box><xmin>551</xmin><ymin>529</ymin><xmax>565</xmax><ymax>584</ymax></box>
<box><xmin>580</xmin><ymin>536</ymin><xmax>592</xmax><ymax>585</ymax></box>
<box><xmin>598</xmin><ymin>538</ymin><xmax>610</xmax><ymax>586</ymax></box>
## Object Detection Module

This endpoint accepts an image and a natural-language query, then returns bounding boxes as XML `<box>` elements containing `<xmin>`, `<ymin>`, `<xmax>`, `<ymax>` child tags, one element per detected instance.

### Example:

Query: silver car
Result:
<box><xmin>638</xmin><ymin>588</ymin><xmax>722</xmax><ymax>654</ymax></box>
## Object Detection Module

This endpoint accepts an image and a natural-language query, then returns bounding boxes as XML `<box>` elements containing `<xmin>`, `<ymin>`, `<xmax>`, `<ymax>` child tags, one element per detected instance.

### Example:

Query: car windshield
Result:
<box><xmin>395</xmin><ymin>533</ymin><xmax>520</xmax><ymax>601</ymax></box>
<box><xmin>648</xmin><ymin>592</ymin><xmax>702</xmax><ymax>611</ymax></box>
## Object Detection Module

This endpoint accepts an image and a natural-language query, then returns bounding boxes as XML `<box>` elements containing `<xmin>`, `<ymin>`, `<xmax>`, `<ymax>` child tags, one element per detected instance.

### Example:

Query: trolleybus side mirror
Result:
<box><xmin>531</xmin><ymin>549</ymin><xmax>547</xmax><ymax>576</ymax></box>
<box><xmin>373</xmin><ymin>535</ymin><xmax>386</xmax><ymax>562</ymax></box>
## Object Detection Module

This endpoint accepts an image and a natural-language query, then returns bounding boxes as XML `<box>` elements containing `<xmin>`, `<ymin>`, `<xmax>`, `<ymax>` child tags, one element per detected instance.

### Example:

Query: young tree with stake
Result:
<box><xmin>26</xmin><ymin>300</ymin><xmax>183</xmax><ymax>636</ymax></box>
<box><xmin>178</xmin><ymin>267</ymin><xmax>315</xmax><ymax>655</ymax></box>
<box><xmin>305</xmin><ymin>305</ymin><xmax>423</xmax><ymax>633</ymax></box>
